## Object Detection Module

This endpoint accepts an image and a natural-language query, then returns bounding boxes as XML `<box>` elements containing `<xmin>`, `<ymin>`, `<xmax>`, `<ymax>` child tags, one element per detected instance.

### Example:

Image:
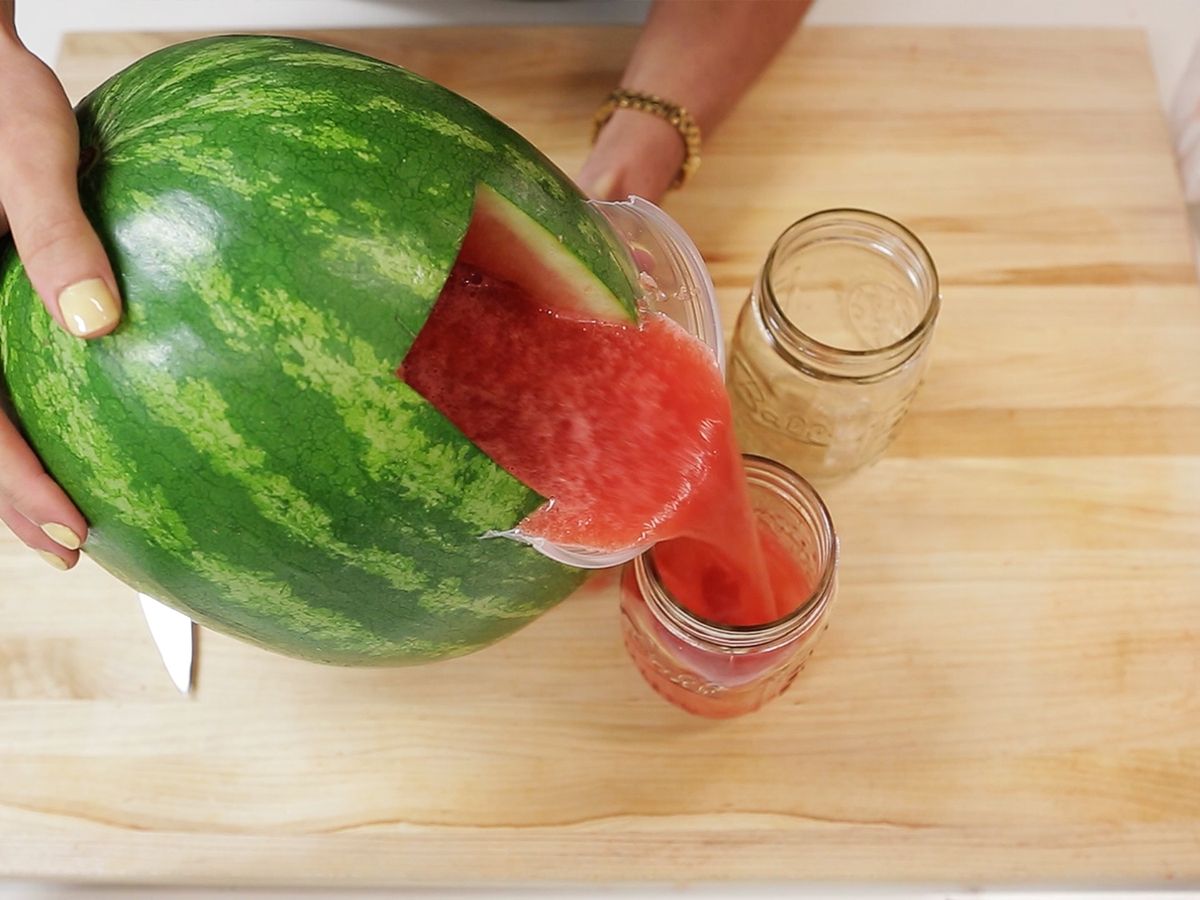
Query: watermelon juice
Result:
<box><xmin>620</xmin><ymin>455</ymin><xmax>838</xmax><ymax>718</ymax></box>
<box><xmin>402</xmin><ymin>263</ymin><xmax>814</xmax><ymax>629</ymax></box>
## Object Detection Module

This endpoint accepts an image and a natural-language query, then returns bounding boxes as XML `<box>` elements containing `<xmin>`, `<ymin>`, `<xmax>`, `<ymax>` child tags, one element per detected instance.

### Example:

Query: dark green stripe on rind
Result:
<box><xmin>0</xmin><ymin>35</ymin><xmax>623</xmax><ymax>664</ymax></box>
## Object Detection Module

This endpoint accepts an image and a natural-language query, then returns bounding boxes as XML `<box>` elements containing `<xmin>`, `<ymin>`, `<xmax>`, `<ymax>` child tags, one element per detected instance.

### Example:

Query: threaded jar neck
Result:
<box><xmin>755</xmin><ymin>208</ymin><xmax>939</xmax><ymax>381</ymax></box>
<box><xmin>635</xmin><ymin>455</ymin><xmax>838</xmax><ymax>653</ymax></box>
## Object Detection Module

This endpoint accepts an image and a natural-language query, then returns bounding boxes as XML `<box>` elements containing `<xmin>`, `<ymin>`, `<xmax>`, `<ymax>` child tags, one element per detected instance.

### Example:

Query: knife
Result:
<box><xmin>137</xmin><ymin>593</ymin><xmax>197</xmax><ymax>695</ymax></box>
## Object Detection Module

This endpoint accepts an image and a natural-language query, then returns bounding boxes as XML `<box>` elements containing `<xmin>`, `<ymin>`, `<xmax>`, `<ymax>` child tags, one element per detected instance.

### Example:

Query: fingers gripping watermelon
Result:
<box><xmin>0</xmin><ymin>35</ymin><xmax>640</xmax><ymax>664</ymax></box>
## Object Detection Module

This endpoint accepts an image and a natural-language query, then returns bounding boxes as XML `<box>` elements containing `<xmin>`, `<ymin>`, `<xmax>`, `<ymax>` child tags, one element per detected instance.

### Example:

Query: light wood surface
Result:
<box><xmin>2</xmin><ymin>25</ymin><xmax>1199</xmax><ymax>886</ymax></box>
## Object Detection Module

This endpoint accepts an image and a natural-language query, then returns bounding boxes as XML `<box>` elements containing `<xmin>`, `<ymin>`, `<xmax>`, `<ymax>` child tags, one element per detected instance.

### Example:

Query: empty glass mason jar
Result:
<box><xmin>728</xmin><ymin>209</ymin><xmax>940</xmax><ymax>482</ymax></box>
<box><xmin>620</xmin><ymin>455</ymin><xmax>838</xmax><ymax>719</ymax></box>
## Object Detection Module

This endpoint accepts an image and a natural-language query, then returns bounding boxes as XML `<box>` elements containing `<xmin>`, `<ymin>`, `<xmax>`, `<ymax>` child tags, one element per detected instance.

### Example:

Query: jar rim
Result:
<box><xmin>760</xmin><ymin>208</ymin><xmax>940</xmax><ymax>374</ymax></box>
<box><xmin>636</xmin><ymin>454</ymin><xmax>839</xmax><ymax>652</ymax></box>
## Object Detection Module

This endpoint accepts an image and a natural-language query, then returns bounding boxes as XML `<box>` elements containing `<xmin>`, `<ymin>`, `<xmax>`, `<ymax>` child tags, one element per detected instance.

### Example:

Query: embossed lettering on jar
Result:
<box><xmin>728</xmin><ymin>209</ymin><xmax>940</xmax><ymax>482</ymax></box>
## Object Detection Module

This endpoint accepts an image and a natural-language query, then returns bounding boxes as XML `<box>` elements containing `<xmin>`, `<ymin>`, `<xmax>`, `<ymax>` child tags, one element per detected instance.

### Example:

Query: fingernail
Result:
<box><xmin>41</xmin><ymin>522</ymin><xmax>83</xmax><ymax>550</ymax></box>
<box><xmin>58</xmin><ymin>278</ymin><xmax>119</xmax><ymax>337</ymax></box>
<box><xmin>37</xmin><ymin>549</ymin><xmax>70</xmax><ymax>571</ymax></box>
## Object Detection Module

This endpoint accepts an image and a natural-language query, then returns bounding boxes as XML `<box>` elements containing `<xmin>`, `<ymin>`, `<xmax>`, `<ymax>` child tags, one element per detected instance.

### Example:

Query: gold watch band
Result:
<box><xmin>591</xmin><ymin>88</ymin><xmax>702</xmax><ymax>190</ymax></box>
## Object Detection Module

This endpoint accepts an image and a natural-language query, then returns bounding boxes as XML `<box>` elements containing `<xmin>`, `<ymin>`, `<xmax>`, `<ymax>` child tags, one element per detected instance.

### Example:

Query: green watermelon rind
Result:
<box><xmin>460</xmin><ymin>184</ymin><xmax>639</xmax><ymax>324</ymax></box>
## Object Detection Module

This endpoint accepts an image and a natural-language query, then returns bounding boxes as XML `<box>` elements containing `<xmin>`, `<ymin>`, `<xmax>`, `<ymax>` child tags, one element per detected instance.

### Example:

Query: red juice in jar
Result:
<box><xmin>621</xmin><ymin>456</ymin><xmax>837</xmax><ymax>718</ymax></box>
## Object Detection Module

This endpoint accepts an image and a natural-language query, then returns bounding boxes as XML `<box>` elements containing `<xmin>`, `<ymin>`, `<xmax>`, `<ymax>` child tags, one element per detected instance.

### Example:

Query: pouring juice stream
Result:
<box><xmin>401</xmin><ymin>262</ymin><xmax>810</xmax><ymax>626</ymax></box>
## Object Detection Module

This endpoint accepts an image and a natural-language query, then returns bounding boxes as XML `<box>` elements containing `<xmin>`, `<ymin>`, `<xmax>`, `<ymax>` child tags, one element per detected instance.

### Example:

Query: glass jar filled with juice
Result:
<box><xmin>620</xmin><ymin>455</ymin><xmax>838</xmax><ymax>718</ymax></box>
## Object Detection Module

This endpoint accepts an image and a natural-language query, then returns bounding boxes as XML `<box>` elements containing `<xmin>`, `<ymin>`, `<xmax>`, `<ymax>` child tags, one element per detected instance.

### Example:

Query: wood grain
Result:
<box><xmin>2</xmin><ymin>25</ymin><xmax>1199</xmax><ymax>886</ymax></box>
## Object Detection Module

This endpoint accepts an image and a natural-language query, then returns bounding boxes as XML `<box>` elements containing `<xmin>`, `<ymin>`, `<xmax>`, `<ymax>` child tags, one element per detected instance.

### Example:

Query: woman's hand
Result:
<box><xmin>578</xmin><ymin>105</ymin><xmax>687</xmax><ymax>205</ymax></box>
<box><xmin>578</xmin><ymin>0</ymin><xmax>811</xmax><ymax>203</ymax></box>
<box><xmin>0</xmin><ymin>3</ymin><xmax>122</xmax><ymax>568</ymax></box>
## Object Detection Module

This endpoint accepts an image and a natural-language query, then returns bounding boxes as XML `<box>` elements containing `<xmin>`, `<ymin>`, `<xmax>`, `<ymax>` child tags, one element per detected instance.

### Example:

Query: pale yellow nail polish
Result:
<box><xmin>37</xmin><ymin>550</ymin><xmax>70</xmax><ymax>571</ymax></box>
<box><xmin>41</xmin><ymin>522</ymin><xmax>83</xmax><ymax>550</ymax></box>
<box><xmin>58</xmin><ymin>278</ymin><xmax>119</xmax><ymax>337</ymax></box>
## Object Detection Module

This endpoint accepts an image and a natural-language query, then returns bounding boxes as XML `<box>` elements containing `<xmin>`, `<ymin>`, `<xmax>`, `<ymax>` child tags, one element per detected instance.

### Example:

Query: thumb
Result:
<box><xmin>0</xmin><ymin>71</ymin><xmax>121</xmax><ymax>338</ymax></box>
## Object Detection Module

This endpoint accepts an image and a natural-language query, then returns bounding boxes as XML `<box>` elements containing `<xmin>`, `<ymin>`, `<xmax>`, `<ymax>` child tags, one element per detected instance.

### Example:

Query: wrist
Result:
<box><xmin>603</xmin><ymin>107</ymin><xmax>687</xmax><ymax>174</ymax></box>
<box><xmin>580</xmin><ymin>108</ymin><xmax>686</xmax><ymax>203</ymax></box>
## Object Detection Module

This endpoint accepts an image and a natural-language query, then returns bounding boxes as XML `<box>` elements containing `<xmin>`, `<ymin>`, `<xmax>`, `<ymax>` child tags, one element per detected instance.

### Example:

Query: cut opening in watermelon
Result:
<box><xmin>403</xmin><ymin>181</ymin><xmax>735</xmax><ymax>561</ymax></box>
<box><xmin>400</xmin><ymin>176</ymin><xmax>789</xmax><ymax>635</ymax></box>
<box><xmin>401</xmin><ymin>227</ymin><xmax>727</xmax><ymax>558</ymax></box>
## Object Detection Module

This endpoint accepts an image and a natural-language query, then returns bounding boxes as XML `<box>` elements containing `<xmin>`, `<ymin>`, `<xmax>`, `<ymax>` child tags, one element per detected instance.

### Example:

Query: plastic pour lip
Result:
<box><xmin>502</xmin><ymin>196</ymin><xmax>725</xmax><ymax>571</ymax></box>
<box><xmin>599</xmin><ymin>196</ymin><xmax>725</xmax><ymax>376</ymax></box>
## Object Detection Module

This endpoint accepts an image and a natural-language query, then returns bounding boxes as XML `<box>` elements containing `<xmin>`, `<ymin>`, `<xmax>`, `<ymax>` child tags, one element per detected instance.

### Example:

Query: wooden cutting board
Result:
<box><xmin>2</xmin><ymin>25</ymin><xmax>1199</xmax><ymax>886</ymax></box>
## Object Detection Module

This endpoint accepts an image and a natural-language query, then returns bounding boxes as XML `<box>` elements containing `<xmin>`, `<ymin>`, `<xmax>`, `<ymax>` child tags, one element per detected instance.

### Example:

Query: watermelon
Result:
<box><xmin>0</xmin><ymin>35</ymin><xmax>641</xmax><ymax>664</ymax></box>
<box><xmin>457</xmin><ymin>184</ymin><xmax>639</xmax><ymax>323</ymax></box>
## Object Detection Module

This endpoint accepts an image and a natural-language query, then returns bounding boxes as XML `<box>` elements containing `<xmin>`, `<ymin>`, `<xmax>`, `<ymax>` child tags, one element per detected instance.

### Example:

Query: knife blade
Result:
<box><xmin>137</xmin><ymin>593</ymin><xmax>197</xmax><ymax>695</ymax></box>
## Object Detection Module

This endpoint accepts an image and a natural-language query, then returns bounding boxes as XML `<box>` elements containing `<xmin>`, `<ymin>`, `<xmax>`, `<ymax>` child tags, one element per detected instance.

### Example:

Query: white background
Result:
<box><xmin>5</xmin><ymin>0</ymin><xmax>1200</xmax><ymax>896</ymax></box>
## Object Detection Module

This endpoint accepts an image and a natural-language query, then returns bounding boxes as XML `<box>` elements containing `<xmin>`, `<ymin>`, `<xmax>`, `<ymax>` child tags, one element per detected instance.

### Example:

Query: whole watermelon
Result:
<box><xmin>0</xmin><ymin>35</ymin><xmax>639</xmax><ymax>664</ymax></box>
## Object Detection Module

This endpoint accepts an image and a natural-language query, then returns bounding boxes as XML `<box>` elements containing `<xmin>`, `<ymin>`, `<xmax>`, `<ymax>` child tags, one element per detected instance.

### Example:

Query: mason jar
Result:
<box><xmin>728</xmin><ymin>209</ymin><xmax>940</xmax><ymax>482</ymax></box>
<box><xmin>620</xmin><ymin>455</ymin><xmax>838</xmax><ymax>719</ymax></box>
